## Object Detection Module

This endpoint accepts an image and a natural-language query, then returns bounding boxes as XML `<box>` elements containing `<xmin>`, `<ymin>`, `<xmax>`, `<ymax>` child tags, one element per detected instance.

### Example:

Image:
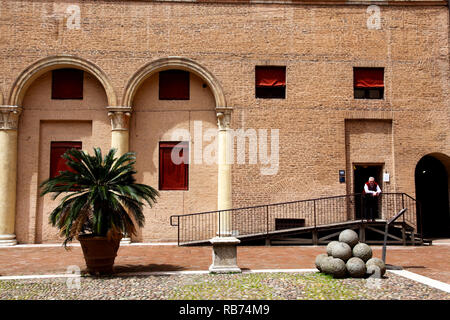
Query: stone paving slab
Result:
<box><xmin>0</xmin><ymin>244</ymin><xmax>449</xmax><ymax>285</ymax></box>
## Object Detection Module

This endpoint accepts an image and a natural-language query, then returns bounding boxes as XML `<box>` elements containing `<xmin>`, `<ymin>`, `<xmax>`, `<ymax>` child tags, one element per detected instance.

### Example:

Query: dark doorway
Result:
<box><xmin>354</xmin><ymin>165</ymin><xmax>383</xmax><ymax>219</ymax></box>
<box><xmin>415</xmin><ymin>155</ymin><xmax>450</xmax><ymax>238</ymax></box>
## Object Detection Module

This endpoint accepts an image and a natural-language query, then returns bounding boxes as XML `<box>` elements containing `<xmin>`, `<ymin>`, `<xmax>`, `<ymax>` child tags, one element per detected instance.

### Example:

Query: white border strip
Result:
<box><xmin>0</xmin><ymin>274</ymin><xmax>80</xmax><ymax>281</ymax></box>
<box><xmin>6</xmin><ymin>243</ymin><xmax>449</xmax><ymax>249</ymax></box>
<box><xmin>128</xmin><ymin>242</ymin><xmax>178</xmax><ymax>246</ymax></box>
<box><xmin>0</xmin><ymin>242</ymin><xmax>179</xmax><ymax>248</ymax></box>
<box><xmin>244</xmin><ymin>268</ymin><xmax>318</xmax><ymax>274</ymax></box>
<box><xmin>0</xmin><ymin>244</ymin><xmax>80</xmax><ymax>248</ymax></box>
<box><xmin>388</xmin><ymin>270</ymin><xmax>450</xmax><ymax>293</ymax></box>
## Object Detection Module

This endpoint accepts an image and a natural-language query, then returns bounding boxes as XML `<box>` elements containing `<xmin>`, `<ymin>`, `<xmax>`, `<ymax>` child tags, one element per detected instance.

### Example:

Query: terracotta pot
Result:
<box><xmin>78</xmin><ymin>234</ymin><xmax>122</xmax><ymax>275</ymax></box>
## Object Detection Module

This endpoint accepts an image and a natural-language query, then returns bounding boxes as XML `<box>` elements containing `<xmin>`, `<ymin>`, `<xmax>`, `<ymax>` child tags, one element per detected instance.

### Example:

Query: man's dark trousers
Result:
<box><xmin>364</xmin><ymin>195</ymin><xmax>379</xmax><ymax>220</ymax></box>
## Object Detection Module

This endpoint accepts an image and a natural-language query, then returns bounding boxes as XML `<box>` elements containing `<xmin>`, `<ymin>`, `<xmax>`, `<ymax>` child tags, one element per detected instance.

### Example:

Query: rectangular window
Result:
<box><xmin>52</xmin><ymin>69</ymin><xmax>84</xmax><ymax>100</ymax></box>
<box><xmin>353</xmin><ymin>67</ymin><xmax>384</xmax><ymax>99</ymax></box>
<box><xmin>159</xmin><ymin>70</ymin><xmax>190</xmax><ymax>100</ymax></box>
<box><xmin>50</xmin><ymin>141</ymin><xmax>82</xmax><ymax>179</ymax></box>
<box><xmin>159</xmin><ymin>142</ymin><xmax>189</xmax><ymax>190</ymax></box>
<box><xmin>255</xmin><ymin>66</ymin><xmax>286</xmax><ymax>99</ymax></box>
<box><xmin>275</xmin><ymin>218</ymin><xmax>306</xmax><ymax>231</ymax></box>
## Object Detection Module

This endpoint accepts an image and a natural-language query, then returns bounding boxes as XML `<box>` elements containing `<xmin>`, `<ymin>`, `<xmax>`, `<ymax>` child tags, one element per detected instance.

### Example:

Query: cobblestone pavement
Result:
<box><xmin>0</xmin><ymin>243</ymin><xmax>449</xmax><ymax>285</ymax></box>
<box><xmin>0</xmin><ymin>272</ymin><xmax>449</xmax><ymax>300</ymax></box>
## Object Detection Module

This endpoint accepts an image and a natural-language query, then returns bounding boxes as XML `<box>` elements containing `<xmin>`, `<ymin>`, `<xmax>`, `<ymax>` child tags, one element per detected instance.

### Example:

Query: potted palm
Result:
<box><xmin>40</xmin><ymin>148</ymin><xmax>159</xmax><ymax>275</ymax></box>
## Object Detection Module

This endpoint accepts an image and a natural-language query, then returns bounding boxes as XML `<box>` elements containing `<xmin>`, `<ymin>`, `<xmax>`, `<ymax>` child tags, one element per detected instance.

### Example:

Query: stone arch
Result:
<box><xmin>123</xmin><ymin>57</ymin><xmax>227</xmax><ymax>109</ymax></box>
<box><xmin>8</xmin><ymin>55</ymin><xmax>117</xmax><ymax>107</ymax></box>
<box><xmin>425</xmin><ymin>152</ymin><xmax>450</xmax><ymax>171</ymax></box>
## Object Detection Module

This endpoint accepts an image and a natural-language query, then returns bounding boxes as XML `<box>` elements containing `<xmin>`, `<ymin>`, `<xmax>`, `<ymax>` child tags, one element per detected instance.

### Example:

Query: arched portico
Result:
<box><xmin>123</xmin><ymin>57</ymin><xmax>232</xmax><ymax>212</ymax></box>
<box><xmin>0</xmin><ymin>56</ymin><xmax>116</xmax><ymax>245</ymax></box>
<box><xmin>124</xmin><ymin>56</ymin><xmax>237</xmax><ymax>272</ymax></box>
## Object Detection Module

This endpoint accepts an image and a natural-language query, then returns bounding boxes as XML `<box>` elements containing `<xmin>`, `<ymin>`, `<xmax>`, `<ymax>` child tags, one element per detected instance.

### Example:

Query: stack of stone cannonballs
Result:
<box><xmin>315</xmin><ymin>229</ymin><xmax>386</xmax><ymax>279</ymax></box>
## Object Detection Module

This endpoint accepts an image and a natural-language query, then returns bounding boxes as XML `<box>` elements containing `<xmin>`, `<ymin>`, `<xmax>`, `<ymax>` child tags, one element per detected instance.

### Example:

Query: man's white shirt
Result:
<box><xmin>364</xmin><ymin>184</ymin><xmax>382</xmax><ymax>194</ymax></box>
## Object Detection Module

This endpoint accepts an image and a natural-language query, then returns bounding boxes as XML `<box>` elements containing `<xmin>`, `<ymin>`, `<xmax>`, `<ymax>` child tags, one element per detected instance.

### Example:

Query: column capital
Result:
<box><xmin>216</xmin><ymin>108</ymin><xmax>232</xmax><ymax>131</ymax></box>
<box><xmin>107</xmin><ymin>106</ymin><xmax>132</xmax><ymax>131</ymax></box>
<box><xmin>0</xmin><ymin>106</ymin><xmax>22</xmax><ymax>130</ymax></box>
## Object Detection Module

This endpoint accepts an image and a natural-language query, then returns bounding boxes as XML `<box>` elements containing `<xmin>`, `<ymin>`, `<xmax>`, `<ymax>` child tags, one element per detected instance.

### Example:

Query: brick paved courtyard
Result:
<box><xmin>1</xmin><ymin>242</ymin><xmax>449</xmax><ymax>285</ymax></box>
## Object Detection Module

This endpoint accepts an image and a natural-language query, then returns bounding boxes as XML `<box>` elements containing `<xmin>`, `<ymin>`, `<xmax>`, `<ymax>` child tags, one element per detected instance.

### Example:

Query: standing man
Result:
<box><xmin>363</xmin><ymin>177</ymin><xmax>382</xmax><ymax>221</ymax></box>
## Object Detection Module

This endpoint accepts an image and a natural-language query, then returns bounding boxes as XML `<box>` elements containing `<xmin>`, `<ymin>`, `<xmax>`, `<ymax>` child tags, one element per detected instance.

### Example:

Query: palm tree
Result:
<box><xmin>40</xmin><ymin>147</ymin><xmax>159</xmax><ymax>247</ymax></box>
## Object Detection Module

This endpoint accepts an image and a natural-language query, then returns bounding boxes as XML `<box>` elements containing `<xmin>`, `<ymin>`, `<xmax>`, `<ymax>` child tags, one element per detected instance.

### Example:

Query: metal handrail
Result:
<box><xmin>170</xmin><ymin>192</ymin><xmax>418</xmax><ymax>221</ymax></box>
<box><xmin>382</xmin><ymin>208</ymin><xmax>407</xmax><ymax>263</ymax></box>
<box><xmin>169</xmin><ymin>192</ymin><xmax>422</xmax><ymax>245</ymax></box>
<box><xmin>170</xmin><ymin>194</ymin><xmax>357</xmax><ymax>222</ymax></box>
<box><xmin>388</xmin><ymin>208</ymin><xmax>407</xmax><ymax>225</ymax></box>
<box><xmin>169</xmin><ymin>215</ymin><xmax>178</xmax><ymax>227</ymax></box>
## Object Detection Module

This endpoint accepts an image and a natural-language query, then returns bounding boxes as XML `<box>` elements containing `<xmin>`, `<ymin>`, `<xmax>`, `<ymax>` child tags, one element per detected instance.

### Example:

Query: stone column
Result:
<box><xmin>0</xmin><ymin>106</ymin><xmax>22</xmax><ymax>246</ymax></box>
<box><xmin>107</xmin><ymin>106</ymin><xmax>131</xmax><ymax>157</ymax></box>
<box><xmin>209</xmin><ymin>108</ymin><xmax>241</xmax><ymax>273</ymax></box>
<box><xmin>216</xmin><ymin>110</ymin><xmax>233</xmax><ymax>234</ymax></box>
<box><xmin>107</xmin><ymin>106</ymin><xmax>132</xmax><ymax>244</ymax></box>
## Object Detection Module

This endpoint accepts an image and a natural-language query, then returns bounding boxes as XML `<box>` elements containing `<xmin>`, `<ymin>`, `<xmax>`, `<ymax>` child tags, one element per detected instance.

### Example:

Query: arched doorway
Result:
<box><xmin>124</xmin><ymin>57</ymin><xmax>228</xmax><ymax>242</ymax></box>
<box><xmin>415</xmin><ymin>154</ymin><xmax>450</xmax><ymax>238</ymax></box>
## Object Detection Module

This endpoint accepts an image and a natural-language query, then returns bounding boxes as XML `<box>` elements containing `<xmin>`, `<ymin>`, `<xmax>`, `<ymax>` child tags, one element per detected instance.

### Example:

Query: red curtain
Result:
<box><xmin>354</xmin><ymin>68</ymin><xmax>384</xmax><ymax>88</ymax></box>
<box><xmin>52</xmin><ymin>69</ymin><xmax>84</xmax><ymax>99</ymax></box>
<box><xmin>50</xmin><ymin>142</ymin><xmax>82</xmax><ymax>178</ymax></box>
<box><xmin>255</xmin><ymin>66</ymin><xmax>286</xmax><ymax>87</ymax></box>
<box><xmin>159</xmin><ymin>142</ymin><xmax>189</xmax><ymax>190</ymax></box>
<box><xmin>159</xmin><ymin>70</ymin><xmax>190</xmax><ymax>100</ymax></box>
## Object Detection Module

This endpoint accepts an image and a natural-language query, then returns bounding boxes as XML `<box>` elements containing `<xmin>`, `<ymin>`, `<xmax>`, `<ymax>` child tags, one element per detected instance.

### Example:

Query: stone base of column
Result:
<box><xmin>0</xmin><ymin>234</ymin><xmax>17</xmax><ymax>246</ymax></box>
<box><xmin>120</xmin><ymin>237</ymin><xmax>131</xmax><ymax>245</ymax></box>
<box><xmin>209</xmin><ymin>236</ymin><xmax>241</xmax><ymax>273</ymax></box>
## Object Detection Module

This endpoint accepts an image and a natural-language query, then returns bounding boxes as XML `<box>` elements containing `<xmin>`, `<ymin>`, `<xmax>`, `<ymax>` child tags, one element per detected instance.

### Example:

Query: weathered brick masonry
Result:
<box><xmin>0</xmin><ymin>0</ymin><xmax>448</xmax><ymax>243</ymax></box>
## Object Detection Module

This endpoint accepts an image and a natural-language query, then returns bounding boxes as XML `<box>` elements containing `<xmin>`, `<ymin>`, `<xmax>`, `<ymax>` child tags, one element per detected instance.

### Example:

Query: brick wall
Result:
<box><xmin>0</xmin><ymin>0</ymin><xmax>448</xmax><ymax>242</ymax></box>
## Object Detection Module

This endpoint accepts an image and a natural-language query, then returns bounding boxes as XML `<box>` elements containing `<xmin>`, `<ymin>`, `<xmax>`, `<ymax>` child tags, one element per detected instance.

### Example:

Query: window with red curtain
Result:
<box><xmin>159</xmin><ymin>142</ymin><xmax>189</xmax><ymax>190</ymax></box>
<box><xmin>354</xmin><ymin>67</ymin><xmax>384</xmax><ymax>99</ymax></box>
<box><xmin>255</xmin><ymin>66</ymin><xmax>286</xmax><ymax>99</ymax></box>
<box><xmin>50</xmin><ymin>141</ymin><xmax>82</xmax><ymax>179</ymax></box>
<box><xmin>159</xmin><ymin>70</ymin><xmax>190</xmax><ymax>100</ymax></box>
<box><xmin>52</xmin><ymin>69</ymin><xmax>84</xmax><ymax>100</ymax></box>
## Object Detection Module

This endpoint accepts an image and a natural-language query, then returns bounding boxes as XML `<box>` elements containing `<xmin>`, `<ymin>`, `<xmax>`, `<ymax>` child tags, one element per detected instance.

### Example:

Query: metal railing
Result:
<box><xmin>170</xmin><ymin>193</ymin><xmax>422</xmax><ymax>246</ymax></box>
<box><xmin>382</xmin><ymin>208</ymin><xmax>408</xmax><ymax>263</ymax></box>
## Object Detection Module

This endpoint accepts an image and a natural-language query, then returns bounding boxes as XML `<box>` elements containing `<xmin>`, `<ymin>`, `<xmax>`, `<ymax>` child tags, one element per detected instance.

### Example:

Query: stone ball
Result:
<box><xmin>352</xmin><ymin>243</ymin><xmax>373</xmax><ymax>262</ymax></box>
<box><xmin>366</xmin><ymin>258</ymin><xmax>386</xmax><ymax>277</ymax></box>
<box><xmin>331</xmin><ymin>242</ymin><xmax>352</xmax><ymax>262</ymax></box>
<box><xmin>338</xmin><ymin>229</ymin><xmax>359</xmax><ymax>248</ymax></box>
<box><xmin>329</xmin><ymin>258</ymin><xmax>347</xmax><ymax>278</ymax></box>
<box><xmin>315</xmin><ymin>253</ymin><xmax>329</xmax><ymax>272</ymax></box>
<box><xmin>320</xmin><ymin>256</ymin><xmax>335</xmax><ymax>275</ymax></box>
<box><xmin>326</xmin><ymin>241</ymin><xmax>340</xmax><ymax>256</ymax></box>
<box><xmin>346</xmin><ymin>257</ymin><xmax>367</xmax><ymax>278</ymax></box>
